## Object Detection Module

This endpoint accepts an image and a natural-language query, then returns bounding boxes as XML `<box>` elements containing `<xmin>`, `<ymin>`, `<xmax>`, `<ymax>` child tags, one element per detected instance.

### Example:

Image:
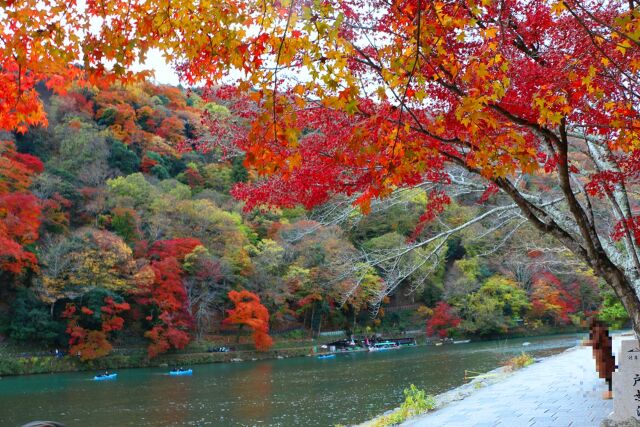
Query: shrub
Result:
<box><xmin>108</xmin><ymin>140</ymin><xmax>140</xmax><ymax>174</ymax></box>
<box><xmin>599</xmin><ymin>289</ymin><xmax>630</xmax><ymax>329</ymax></box>
<box><xmin>373</xmin><ymin>384</ymin><xmax>436</xmax><ymax>426</ymax></box>
<box><xmin>9</xmin><ymin>288</ymin><xmax>65</xmax><ymax>345</ymax></box>
<box><xmin>0</xmin><ymin>358</ymin><xmax>23</xmax><ymax>375</ymax></box>
<box><xmin>505</xmin><ymin>352</ymin><xmax>534</xmax><ymax>371</ymax></box>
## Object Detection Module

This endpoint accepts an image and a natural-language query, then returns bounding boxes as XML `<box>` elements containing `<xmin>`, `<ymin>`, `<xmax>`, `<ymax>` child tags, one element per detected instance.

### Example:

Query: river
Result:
<box><xmin>0</xmin><ymin>334</ymin><xmax>583</xmax><ymax>427</ymax></box>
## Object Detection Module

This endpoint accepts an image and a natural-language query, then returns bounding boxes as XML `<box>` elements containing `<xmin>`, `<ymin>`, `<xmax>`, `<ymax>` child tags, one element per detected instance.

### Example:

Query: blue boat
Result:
<box><xmin>93</xmin><ymin>373</ymin><xmax>117</xmax><ymax>381</ymax></box>
<box><xmin>169</xmin><ymin>369</ymin><xmax>193</xmax><ymax>376</ymax></box>
<box><xmin>317</xmin><ymin>354</ymin><xmax>336</xmax><ymax>359</ymax></box>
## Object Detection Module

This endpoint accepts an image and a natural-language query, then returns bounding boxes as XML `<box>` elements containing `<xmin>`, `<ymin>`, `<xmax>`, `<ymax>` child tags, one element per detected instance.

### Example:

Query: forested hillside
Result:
<box><xmin>0</xmin><ymin>83</ymin><xmax>627</xmax><ymax>360</ymax></box>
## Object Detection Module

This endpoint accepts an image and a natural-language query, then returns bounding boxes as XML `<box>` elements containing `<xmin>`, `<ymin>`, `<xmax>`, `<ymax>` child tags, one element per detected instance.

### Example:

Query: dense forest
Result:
<box><xmin>0</xmin><ymin>82</ymin><xmax>629</xmax><ymax>361</ymax></box>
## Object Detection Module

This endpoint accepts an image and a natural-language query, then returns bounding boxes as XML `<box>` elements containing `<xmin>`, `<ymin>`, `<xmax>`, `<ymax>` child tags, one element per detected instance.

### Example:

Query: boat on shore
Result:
<box><xmin>317</xmin><ymin>354</ymin><xmax>336</xmax><ymax>359</ymax></box>
<box><xmin>453</xmin><ymin>339</ymin><xmax>471</xmax><ymax>344</ymax></box>
<box><xmin>368</xmin><ymin>341</ymin><xmax>401</xmax><ymax>352</ymax></box>
<box><xmin>93</xmin><ymin>373</ymin><xmax>117</xmax><ymax>381</ymax></box>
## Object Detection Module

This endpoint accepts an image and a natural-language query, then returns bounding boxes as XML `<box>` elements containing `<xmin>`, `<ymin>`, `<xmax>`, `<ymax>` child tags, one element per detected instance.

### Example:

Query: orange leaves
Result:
<box><xmin>68</xmin><ymin>329</ymin><xmax>113</xmax><ymax>361</ymax></box>
<box><xmin>223</xmin><ymin>290</ymin><xmax>273</xmax><ymax>351</ymax></box>
<box><xmin>2</xmin><ymin>0</ymin><xmax>640</xmax><ymax>269</ymax></box>
<box><xmin>63</xmin><ymin>297</ymin><xmax>130</xmax><ymax>361</ymax></box>
<box><xmin>81</xmin><ymin>307</ymin><xmax>94</xmax><ymax>316</ymax></box>
<box><xmin>529</xmin><ymin>273</ymin><xmax>578</xmax><ymax>325</ymax></box>
<box><xmin>157</xmin><ymin>116</ymin><xmax>186</xmax><ymax>143</ymax></box>
<box><xmin>0</xmin><ymin>74</ymin><xmax>48</xmax><ymax>133</ymax></box>
<box><xmin>0</xmin><ymin>0</ymin><xmax>85</xmax><ymax>133</ymax></box>
<box><xmin>0</xmin><ymin>0</ymin><xmax>183</xmax><ymax>133</ymax></box>
<box><xmin>532</xmin><ymin>92</ymin><xmax>570</xmax><ymax>126</ymax></box>
<box><xmin>550</xmin><ymin>1</ymin><xmax>567</xmax><ymax>15</ymax></box>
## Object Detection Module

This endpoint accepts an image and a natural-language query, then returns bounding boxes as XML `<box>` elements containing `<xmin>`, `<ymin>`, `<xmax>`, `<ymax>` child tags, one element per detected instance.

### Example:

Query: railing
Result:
<box><xmin>318</xmin><ymin>330</ymin><xmax>346</xmax><ymax>337</ymax></box>
<box><xmin>271</xmin><ymin>327</ymin><xmax>306</xmax><ymax>336</ymax></box>
<box><xmin>384</xmin><ymin>304</ymin><xmax>420</xmax><ymax>313</ymax></box>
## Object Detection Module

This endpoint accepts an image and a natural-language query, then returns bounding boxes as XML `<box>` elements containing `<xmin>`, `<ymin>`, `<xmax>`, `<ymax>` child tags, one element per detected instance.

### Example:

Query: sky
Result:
<box><xmin>135</xmin><ymin>49</ymin><xmax>181</xmax><ymax>86</ymax></box>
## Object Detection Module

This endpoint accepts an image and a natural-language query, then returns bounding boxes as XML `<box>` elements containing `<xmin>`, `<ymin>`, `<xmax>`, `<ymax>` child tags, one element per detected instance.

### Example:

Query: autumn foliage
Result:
<box><xmin>135</xmin><ymin>238</ymin><xmax>203</xmax><ymax>357</ymax></box>
<box><xmin>148</xmin><ymin>238</ymin><xmax>203</xmax><ymax>262</ymax></box>
<box><xmin>529</xmin><ymin>273</ymin><xmax>578</xmax><ymax>325</ymax></box>
<box><xmin>223</xmin><ymin>290</ymin><xmax>273</xmax><ymax>351</ymax></box>
<box><xmin>0</xmin><ymin>142</ymin><xmax>43</xmax><ymax>274</ymax></box>
<box><xmin>426</xmin><ymin>302</ymin><xmax>461</xmax><ymax>339</ymax></box>
<box><xmin>2</xmin><ymin>0</ymin><xmax>640</xmax><ymax>357</ymax></box>
<box><xmin>62</xmin><ymin>297</ymin><xmax>130</xmax><ymax>361</ymax></box>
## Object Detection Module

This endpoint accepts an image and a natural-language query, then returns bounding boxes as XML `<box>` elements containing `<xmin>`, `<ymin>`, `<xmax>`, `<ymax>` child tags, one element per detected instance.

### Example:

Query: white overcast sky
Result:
<box><xmin>135</xmin><ymin>49</ymin><xmax>181</xmax><ymax>86</ymax></box>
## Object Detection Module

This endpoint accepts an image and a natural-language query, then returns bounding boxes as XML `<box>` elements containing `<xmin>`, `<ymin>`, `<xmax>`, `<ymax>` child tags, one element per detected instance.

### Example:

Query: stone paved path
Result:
<box><xmin>403</xmin><ymin>345</ymin><xmax>614</xmax><ymax>427</ymax></box>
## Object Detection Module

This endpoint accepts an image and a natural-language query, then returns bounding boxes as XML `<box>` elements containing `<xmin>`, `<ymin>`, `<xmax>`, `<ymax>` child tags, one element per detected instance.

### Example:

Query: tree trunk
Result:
<box><xmin>309</xmin><ymin>304</ymin><xmax>316</xmax><ymax>338</ymax></box>
<box><xmin>236</xmin><ymin>324</ymin><xmax>244</xmax><ymax>343</ymax></box>
<box><xmin>602</xmin><ymin>267</ymin><xmax>640</xmax><ymax>338</ymax></box>
<box><xmin>494</xmin><ymin>176</ymin><xmax>640</xmax><ymax>338</ymax></box>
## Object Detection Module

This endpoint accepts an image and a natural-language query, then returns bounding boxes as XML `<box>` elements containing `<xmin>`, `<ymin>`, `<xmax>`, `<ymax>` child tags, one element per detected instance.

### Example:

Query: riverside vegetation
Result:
<box><xmin>0</xmin><ymin>83</ymin><xmax>630</xmax><ymax>373</ymax></box>
<box><xmin>2</xmin><ymin>0</ymin><xmax>640</xmax><ymax>373</ymax></box>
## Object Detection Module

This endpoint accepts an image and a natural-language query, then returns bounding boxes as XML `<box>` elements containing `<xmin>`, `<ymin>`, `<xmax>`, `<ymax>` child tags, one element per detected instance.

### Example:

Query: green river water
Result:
<box><xmin>0</xmin><ymin>334</ymin><xmax>583</xmax><ymax>426</ymax></box>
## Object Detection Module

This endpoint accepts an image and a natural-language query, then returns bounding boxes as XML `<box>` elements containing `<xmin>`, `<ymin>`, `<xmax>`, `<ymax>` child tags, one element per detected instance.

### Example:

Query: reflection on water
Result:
<box><xmin>229</xmin><ymin>363</ymin><xmax>273</xmax><ymax>422</ymax></box>
<box><xmin>0</xmin><ymin>334</ymin><xmax>583</xmax><ymax>427</ymax></box>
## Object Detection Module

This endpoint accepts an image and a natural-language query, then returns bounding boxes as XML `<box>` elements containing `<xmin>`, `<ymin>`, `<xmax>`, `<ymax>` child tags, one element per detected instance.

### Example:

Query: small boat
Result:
<box><xmin>453</xmin><ymin>339</ymin><xmax>470</xmax><ymax>344</ymax></box>
<box><xmin>169</xmin><ymin>369</ymin><xmax>193</xmax><ymax>376</ymax></box>
<box><xmin>522</xmin><ymin>342</ymin><xmax>531</xmax><ymax>347</ymax></box>
<box><xmin>93</xmin><ymin>373</ymin><xmax>117</xmax><ymax>381</ymax></box>
<box><xmin>368</xmin><ymin>341</ymin><xmax>400</xmax><ymax>352</ymax></box>
<box><xmin>317</xmin><ymin>354</ymin><xmax>336</xmax><ymax>359</ymax></box>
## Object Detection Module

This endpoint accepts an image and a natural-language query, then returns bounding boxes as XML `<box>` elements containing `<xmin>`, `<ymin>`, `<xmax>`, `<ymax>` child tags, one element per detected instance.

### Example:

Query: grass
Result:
<box><xmin>504</xmin><ymin>352</ymin><xmax>535</xmax><ymax>371</ymax></box>
<box><xmin>370</xmin><ymin>385</ymin><xmax>437</xmax><ymax>427</ymax></box>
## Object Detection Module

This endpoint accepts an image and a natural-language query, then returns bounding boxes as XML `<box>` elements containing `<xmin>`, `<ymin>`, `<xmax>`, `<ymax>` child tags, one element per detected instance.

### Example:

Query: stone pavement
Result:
<box><xmin>403</xmin><ymin>345</ymin><xmax>616</xmax><ymax>427</ymax></box>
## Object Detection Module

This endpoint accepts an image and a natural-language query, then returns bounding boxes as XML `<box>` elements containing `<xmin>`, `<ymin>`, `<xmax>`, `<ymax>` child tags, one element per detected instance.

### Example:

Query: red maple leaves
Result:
<box><xmin>136</xmin><ymin>238</ymin><xmax>204</xmax><ymax>357</ymax></box>
<box><xmin>426</xmin><ymin>302</ymin><xmax>461</xmax><ymax>339</ymax></box>
<box><xmin>529</xmin><ymin>272</ymin><xmax>578</xmax><ymax>325</ymax></box>
<box><xmin>0</xmin><ymin>141</ymin><xmax>43</xmax><ymax>274</ymax></box>
<box><xmin>62</xmin><ymin>297</ymin><xmax>131</xmax><ymax>361</ymax></box>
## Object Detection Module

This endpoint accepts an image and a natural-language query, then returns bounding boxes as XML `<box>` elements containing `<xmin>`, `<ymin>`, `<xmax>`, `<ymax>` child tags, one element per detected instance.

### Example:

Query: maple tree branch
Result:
<box><xmin>573</xmin><ymin>131</ymin><xmax>640</xmax><ymax>276</ymax></box>
<box><xmin>555</xmin><ymin>118</ymin><xmax>602</xmax><ymax>259</ymax></box>
<box><xmin>605</xmin><ymin>186</ymin><xmax>640</xmax><ymax>273</ymax></box>
<box><xmin>493</xmin><ymin>176</ymin><xmax>590</xmax><ymax>262</ymax></box>
<box><xmin>567</xmin><ymin>0</ymin><xmax>640</xmax><ymax>49</ymax></box>
<box><xmin>563</xmin><ymin>1</ymin><xmax>640</xmax><ymax>100</ymax></box>
<box><xmin>394</xmin><ymin>0</ymin><xmax>422</xmax><ymax>154</ymax></box>
<box><xmin>475</xmin><ymin>218</ymin><xmax>529</xmax><ymax>258</ymax></box>
<box><xmin>272</xmin><ymin>0</ymin><xmax>296</xmax><ymax>145</ymax></box>
<box><xmin>463</xmin><ymin>1</ymin><xmax>548</xmax><ymax>66</ymax></box>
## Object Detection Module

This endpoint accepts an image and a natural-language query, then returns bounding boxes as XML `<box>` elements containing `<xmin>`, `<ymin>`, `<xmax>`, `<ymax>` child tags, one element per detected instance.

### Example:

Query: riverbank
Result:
<box><xmin>0</xmin><ymin>327</ymin><xmax>587</xmax><ymax>377</ymax></box>
<box><xmin>362</xmin><ymin>338</ymin><xmax>625</xmax><ymax>427</ymax></box>
<box><xmin>0</xmin><ymin>344</ymin><xmax>315</xmax><ymax>376</ymax></box>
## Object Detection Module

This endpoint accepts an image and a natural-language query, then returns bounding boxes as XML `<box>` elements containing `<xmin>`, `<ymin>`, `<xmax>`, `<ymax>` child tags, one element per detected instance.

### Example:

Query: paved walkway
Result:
<box><xmin>403</xmin><ymin>345</ymin><xmax>615</xmax><ymax>427</ymax></box>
